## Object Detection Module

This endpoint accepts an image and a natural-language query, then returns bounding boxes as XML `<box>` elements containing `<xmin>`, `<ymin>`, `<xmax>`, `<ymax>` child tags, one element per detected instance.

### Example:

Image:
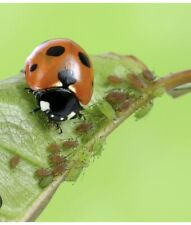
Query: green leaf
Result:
<box><xmin>0</xmin><ymin>53</ymin><xmax>156</xmax><ymax>221</ymax></box>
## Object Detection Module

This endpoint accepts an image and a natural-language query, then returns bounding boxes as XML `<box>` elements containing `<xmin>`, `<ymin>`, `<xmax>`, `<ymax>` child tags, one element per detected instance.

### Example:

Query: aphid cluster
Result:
<box><xmin>36</xmin><ymin>140</ymin><xmax>79</xmax><ymax>188</ymax></box>
<box><xmin>104</xmin><ymin>70</ymin><xmax>154</xmax><ymax>115</ymax></box>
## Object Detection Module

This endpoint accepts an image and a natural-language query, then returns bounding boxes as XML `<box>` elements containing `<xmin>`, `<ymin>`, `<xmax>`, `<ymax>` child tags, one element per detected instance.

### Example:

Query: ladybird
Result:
<box><xmin>24</xmin><ymin>39</ymin><xmax>94</xmax><ymax>122</ymax></box>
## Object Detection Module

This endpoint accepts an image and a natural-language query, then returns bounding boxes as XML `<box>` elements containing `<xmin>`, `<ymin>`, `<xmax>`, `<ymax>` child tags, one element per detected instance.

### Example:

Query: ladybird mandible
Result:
<box><xmin>24</xmin><ymin>39</ymin><xmax>94</xmax><ymax>122</ymax></box>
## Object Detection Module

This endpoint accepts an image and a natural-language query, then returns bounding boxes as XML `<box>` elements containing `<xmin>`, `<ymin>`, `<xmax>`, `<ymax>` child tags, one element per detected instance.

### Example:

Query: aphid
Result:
<box><xmin>134</xmin><ymin>102</ymin><xmax>153</xmax><ymax>120</ymax></box>
<box><xmin>128</xmin><ymin>73</ymin><xmax>146</xmax><ymax>90</ymax></box>
<box><xmin>9</xmin><ymin>155</ymin><xmax>20</xmax><ymax>169</ymax></box>
<box><xmin>49</xmin><ymin>155</ymin><xmax>65</xmax><ymax>165</ymax></box>
<box><xmin>105</xmin><ymin>91</ymin><xmax>127</xmax><ymax>105</ymax></box>
<box><xmin>75</xmin><ymin>122</ymin><xmax>92</xmax><ymax>134</ymax></box>
<box><xmin>52</xmin><ymin>164</ymin><xmax>66</xmax><ymax>176</ymax></box>
<box><xmin>48</xmin><ymin>143</ymin><xmax>61</xmax><ymax>154</ymax></box>
<box><xmin>117</xmin><ymin>100</ymin><xmax>131</xmax><ymax>112</ymax></box>
<box><xmin>142</xmin><ymin>69</ymin><xmax>155</xmax><ymax>81</ymax></box>
<box><xmin>107</xmin><ymin>75</ymin><xmax>125</xmax><ymax>85</ymax></box>
<box><xmin>0</xmin><ymin>195</ymin><xmax>2</xmax><ymax>208</ymax></box>
<box><xmin>35</xmin><ymin>168</ymin><xmax>52</xmax><ymax>177</ymax></box>
<box><xmin>39</xmin><ymin>175</ymin><xmax>54</xmax><ymax>188</ymax></box>
<box><xmin>63</xmin><ymin>139</ymin><xmax>78</xmax><ymax>149</ymax></box>
<box><xmin>97</xmin><ymin>101</ymin><xmax>115</xmax><ymax>120</ymax></box>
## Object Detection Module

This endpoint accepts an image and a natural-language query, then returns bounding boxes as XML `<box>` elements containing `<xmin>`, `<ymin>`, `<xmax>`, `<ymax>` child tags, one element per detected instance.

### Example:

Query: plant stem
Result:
<box><xmin>156</xmin><ymin>69</ymin><xmax>191</xmax><ymax>93</ymax></box>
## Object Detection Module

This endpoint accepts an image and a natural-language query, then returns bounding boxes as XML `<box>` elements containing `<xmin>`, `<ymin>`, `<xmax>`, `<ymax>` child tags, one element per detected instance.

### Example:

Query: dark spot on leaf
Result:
<box><xmin>0</xmin><ymin>195</ymin><xmax>2</xmax><ymax>208</ymax></box>
<box><xmin>78</xmin><ymin>52</ymin><xmax>91</xmax><ymax>68</ymax></box>
<box><xmin>46</xmin><ymin>46</ymin><xmax>65</xmax><ymax>56</ymax></box>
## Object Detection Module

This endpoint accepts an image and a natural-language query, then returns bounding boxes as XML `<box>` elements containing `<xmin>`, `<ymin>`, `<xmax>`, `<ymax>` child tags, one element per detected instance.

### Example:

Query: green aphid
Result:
<box><xmin>39</xmin><ymin>175</ymin><xmax>54</xmax><ymax>188</ymax></box>
<box><xmin>134</xmin><ymin>102</ymin><xmax>153</xmax><ymax>120</ymax></box>
<box><xmin>79</xmin><ymin>151</ymin><xmax>91</xmax><ymax>163</ymax></box>
<box><xmin>65</xmin><ymin>164</ymin><xmax>83</xmax><ymax>182</ymax></box>
<box><xmin>97</xmin><ymin>100</ymin><xmax>116</xmax><ymax>120</ymax></box>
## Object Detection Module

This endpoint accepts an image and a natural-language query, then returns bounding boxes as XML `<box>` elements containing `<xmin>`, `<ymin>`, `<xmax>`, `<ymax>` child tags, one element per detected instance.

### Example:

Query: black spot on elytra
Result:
<box><xmin>58</xmin><ymin>69</ymin><xmax>76</xmax><ymax>88</ymax></box>
<box><xmin>92</xmin><ymin>81</ymin><xmax>94</xmax><ymax>86</ymax></box>
<box><xmin>30</xmin><ymin>64</ymin><xmax>38</xmax><ymax>72</ymax></box>
<box><xmin>46</xmin><ymin>46</ymin><xmax>65</xmax><ymax>56</ymax></box>
<box><xmin>78</xmin><ymin>52</ymin><xmax>91</xmax><ymax>68</ymax></box>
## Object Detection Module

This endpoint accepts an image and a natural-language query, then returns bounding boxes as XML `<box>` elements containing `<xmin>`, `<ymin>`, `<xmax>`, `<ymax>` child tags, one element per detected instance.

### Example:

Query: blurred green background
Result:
<box><xmin>1</xmin><ymin>3</ymin><xmax>191</xmax><ymax>221</ymax></box>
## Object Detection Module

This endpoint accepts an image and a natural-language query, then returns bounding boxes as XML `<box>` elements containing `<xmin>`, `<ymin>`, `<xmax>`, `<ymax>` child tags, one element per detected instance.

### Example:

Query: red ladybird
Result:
<box><xmin>24</xmin><ymin>39</ymin><xmax>94</xmax><ymax>122</ymax></box>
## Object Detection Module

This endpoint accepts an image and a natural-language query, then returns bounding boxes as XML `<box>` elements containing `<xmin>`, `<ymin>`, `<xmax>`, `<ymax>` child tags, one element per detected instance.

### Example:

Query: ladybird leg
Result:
<box><xmin>78</xmin><ymin>112</ymin><xmax>86</xmax><ymax>120</ymax></box>
<box><xmin>30</xmin><ymin>107</ymin><xmax>41</xmax><ymax>114</ymax></box>
<box><xmin>25</xmin><ymin>87</ymin><xmax>33</xmax><ymax>94</ymax></box>
<box><xmin>20</xmin><ymin>69</ymin><xmax>25</xmax><ymax>74</ymax></box>
<box><xmin>55</xmin><ymin>123</ymin><xmax>63</xmax><ymax>134</ymax></box>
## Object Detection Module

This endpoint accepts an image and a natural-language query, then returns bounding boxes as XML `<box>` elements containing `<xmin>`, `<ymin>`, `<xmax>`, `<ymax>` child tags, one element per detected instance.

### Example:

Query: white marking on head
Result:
<box><xmin>40</xmin><ymin>101</ymin><xmax>50</xmax><ymax>112</ymax></box>
<box><xmin>67</xmin><ymin>111</ymin><xmax>76</xmax><ymax>120</ymax></box>
<box><xmin>60</xmin><ymin>117</ymin><xmax>64</xmax><ymax>121</ymax></box>
<box><xmin>68</xmin><ymin>85</ymin><xmax>76</xmax><ymax>93</ymax></box>
<box><xmin>53</xmin><ymin>81</ymin><xmax>62</xmax><ymax>87</ymax></box>
<box><xmin>50</xmin><ymin>114</ymin><xmax>54</xmax><ymax>118</ymax></box>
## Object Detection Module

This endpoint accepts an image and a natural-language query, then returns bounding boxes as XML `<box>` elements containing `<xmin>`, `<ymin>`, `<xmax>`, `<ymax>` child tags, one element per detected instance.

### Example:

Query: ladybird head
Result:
<box><xmin>35</xmin><ymin>88</ymin><xmax>82</xmax><ymax>122</ymax></box>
